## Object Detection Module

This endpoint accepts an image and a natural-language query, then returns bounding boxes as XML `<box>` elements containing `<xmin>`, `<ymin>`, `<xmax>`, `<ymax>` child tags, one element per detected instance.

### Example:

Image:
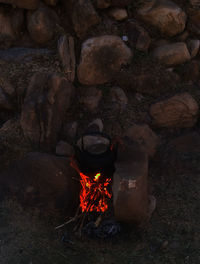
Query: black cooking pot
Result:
<box><xmin>74</xmin><ymin>132</ymin><xmax>118</xmax><ymax>177</ymax></box>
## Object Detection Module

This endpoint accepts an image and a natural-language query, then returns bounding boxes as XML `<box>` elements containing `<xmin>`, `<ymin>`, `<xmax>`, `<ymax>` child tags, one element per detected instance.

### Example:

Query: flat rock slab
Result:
<box><xmin>0</xmin><ymin>47</ymin><xmax>54</xmax><ymax>63</ymax></box>
<box><xmin>112</xmin><ymin>138</ymin><xmax>151</xmax><ymax>225</ymax></box>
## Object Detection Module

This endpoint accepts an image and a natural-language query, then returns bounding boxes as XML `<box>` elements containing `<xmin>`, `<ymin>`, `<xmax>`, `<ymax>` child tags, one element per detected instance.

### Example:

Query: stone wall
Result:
<box><xmin>0</xmin><ymin>0</ymin><xmax>200</xmax><ymax>223</ymax></box>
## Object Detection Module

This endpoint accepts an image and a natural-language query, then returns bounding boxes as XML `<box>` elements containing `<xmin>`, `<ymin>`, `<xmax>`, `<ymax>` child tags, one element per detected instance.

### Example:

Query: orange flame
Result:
<box><xmin>70</xmin><ymin>157</ymin><xmax>112</xmax><ymax>213</ymax></box>
<box><xmin>79</xmin><ymin>172</ymin><xmax>112</xmax><ymax>213</ymax></box>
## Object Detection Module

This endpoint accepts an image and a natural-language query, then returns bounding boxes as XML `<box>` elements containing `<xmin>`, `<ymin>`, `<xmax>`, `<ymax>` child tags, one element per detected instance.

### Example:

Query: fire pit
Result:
<box><xmin>55</xmin><ymin>129</ymin><xmax>156</xmax><ymax>237</ymax></box>
<box><xmin>72</xmin><ymin>132</ymin><xmax>118</xmax><ymax>214</ymax></box>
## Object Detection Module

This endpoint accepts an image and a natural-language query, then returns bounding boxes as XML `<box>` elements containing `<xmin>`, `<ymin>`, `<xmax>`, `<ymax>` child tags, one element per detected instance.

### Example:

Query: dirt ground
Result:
<box><xmin>0</xmin><ymin>144</ymin><xmax>199</xmax><ymax>264</ymax></box>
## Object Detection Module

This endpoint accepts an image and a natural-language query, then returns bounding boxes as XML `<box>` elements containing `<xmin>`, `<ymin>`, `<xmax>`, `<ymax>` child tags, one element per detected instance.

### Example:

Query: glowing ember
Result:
<box><xmin>94</xmin><ymin>173</ymin><xmax>101</xmax><ymax>181</ymax></box>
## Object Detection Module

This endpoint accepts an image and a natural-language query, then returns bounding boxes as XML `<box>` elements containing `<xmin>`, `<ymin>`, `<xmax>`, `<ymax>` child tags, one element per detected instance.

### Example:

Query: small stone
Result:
<box><xmin>187</xmin><ymin>39</ymin><xmax>200</xmax><ymax>58</ymax></box>
<box><xmin>125</xmin><ymin>20</ymin><xmax>151</xmax><ymax>52</ymax></box>
<box><xmin>56</xmin><ymin>141</ymin><xmax>74</xmax><ymax>156</ymax></box>
<box><xmin>97</xmin><ymin>0</ymin><xmax>111</xmax><ymax>9</ymax></box>
<box><xmin>122</xmin><ymin>35</ymin><xmax>128</xmax><ymax>42</ymax></box>
<box><xmin>79</xmin><ymin>86</ymin><xmax>102</xmax><ymax>112</ymax></box>
<box><xmin>138</xmin><ymin>0</ymin><xmax>187</xmax><ymax>37</ymax></box>
<box><xmin>110</xmin><ymin>87</ymin><xmax>128</xmax><ymax>112</ymax></box>
<box><xmin>125</xmin><ymin>124</ymin><xmax>160</xmax><ymax>158</ymax></box>
<box><xmin>78</xmin><ymin>35</ymin><xmax>132</xmax><ymax>85</ymax></box>
<box><xmin>109</xmin><ymin>8</ymin><xmax>128</xmax><ymax>21</ymax></box>
<box><xmin>88</xmin><ymin>119</ymin><xmax>104</xmax><ymax>133</ymax></box>
<box><xmin>150</xmin><ymin>93</ymin><xmax>199</xmax><ymax>128</ymax></box>
<box><xmin>152</xmin><ymin>42</ymin><xmax>191</xmax><ymax>65</ymax></box>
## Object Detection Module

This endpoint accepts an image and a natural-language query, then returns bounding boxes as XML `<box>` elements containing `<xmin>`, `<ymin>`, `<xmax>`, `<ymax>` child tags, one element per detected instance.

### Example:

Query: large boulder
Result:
<box><xmin>64</xmin><ymin>0</ymin><xmax>100</xmax><ymax>38</ymax></box>
<box><xmin>0</xmin><ymin>152</ymin><xmax>79</xmax><ymax>215</ymax></box>
<box><xmin>150</xmin><ymin>93</ymin><xmax>199</xmax><ymax>128</ymax></box>
<box><xmin>77</xmin><ymin>35</ymin><xmax>132</xmax><ymax>85</ymax></box>
<box><xmin>27</xmin><ymin>6</ymin><xmax>56</xmax><ymax>44</ymax></box>
<box><xmin>20</xmin><ymin>73</ymin><xmax>74</xmax><ymax>151</ymax></box>
<box><xmin>56</xmin><ymin>141</ymin><xmax>74</xmax><ymax>156</ymax></box>
<box><xmin>138</xmin><ymin>0</ymin><xmax>187</xmax><ymax>37</ymax></box>
<box><xmin>0</xmin><ymin>0</ymin><xmax>39</xmax><ymax>9</ymax></box>
<box><xmin>152</xmin><ymin>42</ymin><xmax>191</xmax><ymax>65</ymax></box>
<box><xmin>0</xmin><ymin>7</ymin><xmax>24</xmax><ymax>48</ymax></box>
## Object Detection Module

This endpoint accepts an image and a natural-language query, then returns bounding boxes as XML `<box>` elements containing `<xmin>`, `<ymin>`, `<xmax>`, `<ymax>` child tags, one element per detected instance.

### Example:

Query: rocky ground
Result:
<box><xmin>0</xmin><ymin>0</ymin><xmax>200</xmax><ymax>263</ymax></box>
